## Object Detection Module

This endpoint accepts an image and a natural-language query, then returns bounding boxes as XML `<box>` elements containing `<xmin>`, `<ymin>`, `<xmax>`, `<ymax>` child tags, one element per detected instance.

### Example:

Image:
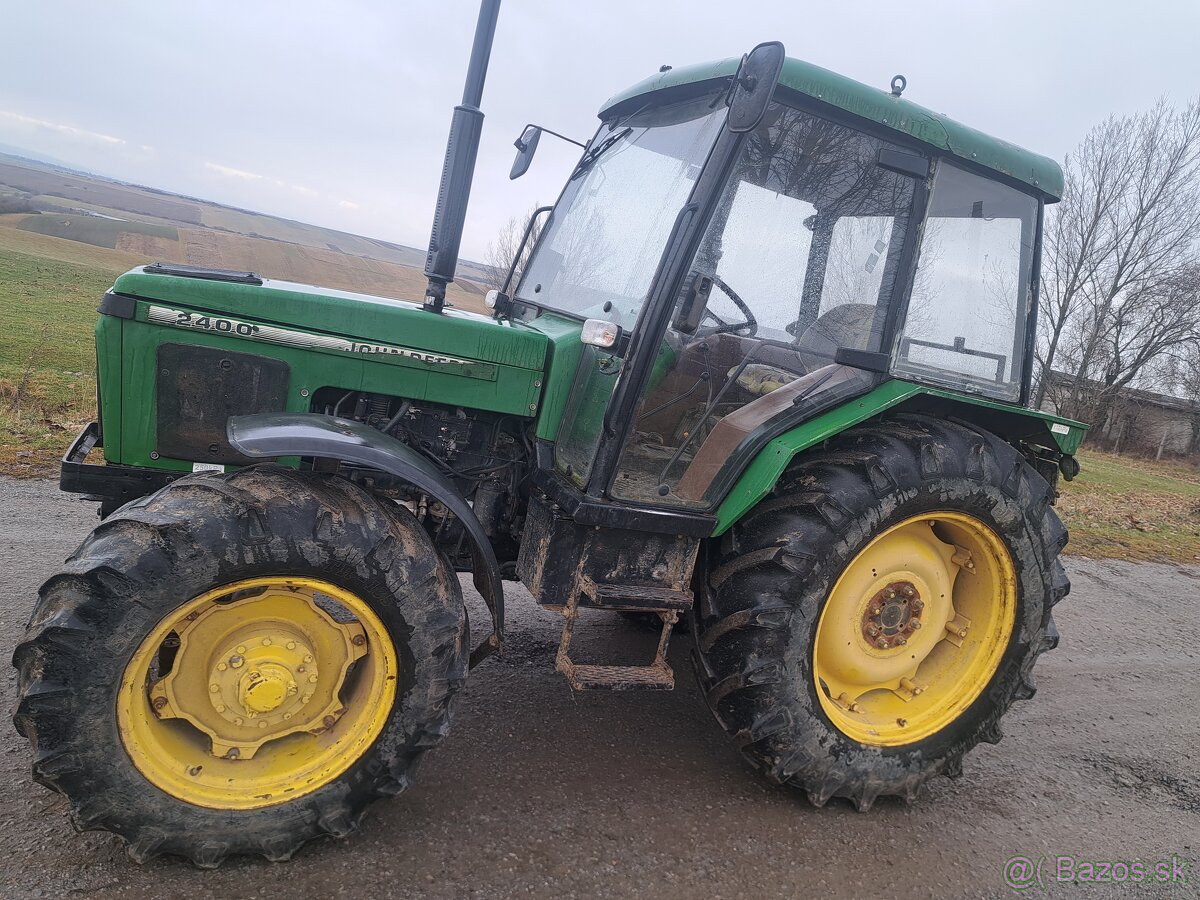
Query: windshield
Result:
<box><xmin>515</xmin><ymin>93</ymin><xmax>726</xmax><ymax>328</ymax></box>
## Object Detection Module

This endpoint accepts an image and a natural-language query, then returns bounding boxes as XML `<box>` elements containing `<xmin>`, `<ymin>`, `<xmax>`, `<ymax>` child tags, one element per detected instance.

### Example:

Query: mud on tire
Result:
<box><xmin>12</xmin><ymin>464</ymin><xmax>468</xmax><ymax>866</ymax></box>
<box><xmin>691</xmin><ymin>414</ymin><xmax>1068</xmax><ymax>810</ymax></box>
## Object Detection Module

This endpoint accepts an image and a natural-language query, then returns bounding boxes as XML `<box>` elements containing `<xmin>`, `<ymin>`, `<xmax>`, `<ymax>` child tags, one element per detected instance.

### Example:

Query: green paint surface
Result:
<box><xmin>712</xmin><ymin>380</ymin><xmax>1087</xmax><ymax>535</ymax></box>
<box><xmin>103</xmin><ymin>270</ymin><xmax>549</xmax><ymax>469</ymax></box>
<box><xmin>601</xmin><ymin>57</ymin><xmax>1063</xmax><ymax>200</ymax></box>
<box><xmin>522</xmin><ymin>313</ymin><xmax>583</xmax><ymax>441</ymax></box>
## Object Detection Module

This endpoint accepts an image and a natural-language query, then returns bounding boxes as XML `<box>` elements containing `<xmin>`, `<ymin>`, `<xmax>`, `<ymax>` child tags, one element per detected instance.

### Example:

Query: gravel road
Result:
<box><xmin>0</xmin><ymin>476</ymin><xmax>1196</xmax><ymax>899</ymax></box>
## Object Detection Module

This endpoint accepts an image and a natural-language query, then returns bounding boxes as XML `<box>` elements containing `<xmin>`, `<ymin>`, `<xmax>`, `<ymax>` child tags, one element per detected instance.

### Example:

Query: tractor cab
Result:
<box><xmin>511</xmin><ymin>54</ymin><xmax>1057</xmax><ymax>515</ymax></box>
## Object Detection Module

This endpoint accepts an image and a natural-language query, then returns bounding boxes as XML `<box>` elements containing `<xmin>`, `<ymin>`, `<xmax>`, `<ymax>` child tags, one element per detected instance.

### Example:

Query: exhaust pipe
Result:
<box><xmin>422</xmin><ymin>0</ymin><xmax>502</xmax><ymax>314</ymax></box>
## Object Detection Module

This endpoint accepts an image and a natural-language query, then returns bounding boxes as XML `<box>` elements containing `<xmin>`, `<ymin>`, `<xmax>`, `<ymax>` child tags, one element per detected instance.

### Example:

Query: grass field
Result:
<box><xmin>1055</xmin><ymin>450</ymin><xmax>1200</xmax><ymax>561</ymax></box>
<box><xmin>0</xmin><ymin>239</ymin><xmax>110</xmax><ymax>477</ymax></box>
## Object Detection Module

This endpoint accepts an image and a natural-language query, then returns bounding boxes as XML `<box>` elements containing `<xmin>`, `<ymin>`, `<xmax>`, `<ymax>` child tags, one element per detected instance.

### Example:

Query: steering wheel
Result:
<box><xmin>700</xmin><ymin>273</ymin><xmax>757</xmax><ymax>336</ymax></box>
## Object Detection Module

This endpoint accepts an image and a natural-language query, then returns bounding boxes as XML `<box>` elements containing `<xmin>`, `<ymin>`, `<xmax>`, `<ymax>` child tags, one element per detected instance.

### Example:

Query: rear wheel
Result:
<box><xmin>692</xmin><ymin>415</ymin><xmax>1068</xmax><ymax>809</ymax></box>
<box><xmin>13</xmin><ymin>465</ymin><xmax>468</xmax><ymax>866</ymax></box>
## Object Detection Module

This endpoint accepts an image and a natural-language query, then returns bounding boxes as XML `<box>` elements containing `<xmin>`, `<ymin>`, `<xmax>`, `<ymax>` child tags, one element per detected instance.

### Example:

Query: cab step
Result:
<box><xmin>578</xmin><ymin>577</ymin><xmax>693</xmax><ymax>613</ymax></box>
<box><xmin>555</xmin><ymin>579</ymin><xmax>690</xmax><ymax>691</ymax></box>
<box><xmin>560</xmin><ymin>662</ymin><xmax>674</xmax><ymax>691</ymax></box>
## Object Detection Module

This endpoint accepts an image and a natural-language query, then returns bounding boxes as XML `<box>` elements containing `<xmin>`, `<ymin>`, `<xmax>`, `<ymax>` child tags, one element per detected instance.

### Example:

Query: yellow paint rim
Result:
<box><xmin>813</xmin><ymin>512</ymin><xmax>1016</xmax><ymax>748</ymax></box>
<box><xmin>117</xmin><ymin>577</ymin><xmax>398</xmax><ymax>810</ymax></box>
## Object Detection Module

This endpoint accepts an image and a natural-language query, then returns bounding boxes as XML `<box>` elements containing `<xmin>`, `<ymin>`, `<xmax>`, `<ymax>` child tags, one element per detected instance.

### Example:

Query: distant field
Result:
<box><xmin>0</xmin><ymin>159</ymin><xmax>202</xmax><ymax>223</ymax></box>
<box><xmin>0</xmin><ymin>151</ymin><xmax>492</xmax><ymax>476</ymax></box>
<box><xmin>0</xmin><ymin>218</ymin><xmax>146</xmax><ymax>271</ymax></box>
<box><xmin>17</xmin><ymin>213</ymin><xmax>178</xmax><ymax>249</ymax></box>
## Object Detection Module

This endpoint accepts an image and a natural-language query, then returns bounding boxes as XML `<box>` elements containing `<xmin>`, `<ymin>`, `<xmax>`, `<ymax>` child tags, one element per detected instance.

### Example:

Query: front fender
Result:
<box><xmin>227</xmin><ymin>412</ymin><xmax>502</xmax><ymax>666</ymax></box>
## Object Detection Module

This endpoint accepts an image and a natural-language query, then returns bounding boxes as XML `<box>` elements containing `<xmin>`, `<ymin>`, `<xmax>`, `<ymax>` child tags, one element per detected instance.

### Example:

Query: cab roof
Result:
<box><xmin>599</xmin><ymin>57</ymin><xmax>1063</xmax><ymax>201</ymax></box>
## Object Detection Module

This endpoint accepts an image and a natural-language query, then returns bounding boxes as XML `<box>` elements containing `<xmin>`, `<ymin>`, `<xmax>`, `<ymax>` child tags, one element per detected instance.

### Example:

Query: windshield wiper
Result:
<box><xmin>570</xmin><ymin>127</ymin><xmax>632</xmax><ymax>181</ymax></box>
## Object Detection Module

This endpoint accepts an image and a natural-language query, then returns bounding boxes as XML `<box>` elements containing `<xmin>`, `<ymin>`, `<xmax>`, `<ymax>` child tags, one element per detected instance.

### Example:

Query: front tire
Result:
<box><xmin>692</xmin><ymin>415</ymin><xmax>1068</xmax><ymax>810</ymax></box>
<box><xmin>13</xmin><ymin>465</ymin><xmax>468</xmax><ymax>866</ymax></box>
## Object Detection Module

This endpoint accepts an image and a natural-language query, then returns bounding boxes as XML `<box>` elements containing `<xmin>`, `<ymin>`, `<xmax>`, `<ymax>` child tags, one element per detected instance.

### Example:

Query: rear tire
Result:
<box><xmin>691</xmin><ymin>415</ymin><xmax>1067</xmax><ymax>810</ymax></box>
<box><xmin>13</xmin><ymin>464</ymin><xmax>468</xmax><ymax>866</ymax></box>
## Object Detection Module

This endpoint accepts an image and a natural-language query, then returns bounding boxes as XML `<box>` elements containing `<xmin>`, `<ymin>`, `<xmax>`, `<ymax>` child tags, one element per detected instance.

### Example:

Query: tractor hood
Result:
<box><xmin>110</xmin><ymin>266</ymin><xmax>549</xmax><ymax>373</ymax></box>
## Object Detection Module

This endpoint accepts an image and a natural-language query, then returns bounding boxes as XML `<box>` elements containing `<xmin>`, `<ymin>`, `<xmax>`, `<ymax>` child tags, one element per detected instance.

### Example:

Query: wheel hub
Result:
<box><xmin>147</xmin><ymin>588</ymin><xmax>369</xmax><ymax>759</ymax></box>
<box><xmin>861</xmin><ymin>580</ymin><xmax>923</xmax><ymax>649</ymax></box>
<box><xmin>208</xmin><ymin>632</ymin><xmax>317</xmax><ymax>725</ymax></box>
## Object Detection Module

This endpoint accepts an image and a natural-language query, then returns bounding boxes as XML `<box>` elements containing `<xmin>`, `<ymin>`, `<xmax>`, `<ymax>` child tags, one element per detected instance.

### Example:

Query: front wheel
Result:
<box><xmin>692</xmin><ymin>415</ymin><xmax>1068</xmax><ymax>810</ymax></box>
<box><xmin>13</xmin><ymin>465</ymin><xmax>468</xmax><ymax>866</ymax></box>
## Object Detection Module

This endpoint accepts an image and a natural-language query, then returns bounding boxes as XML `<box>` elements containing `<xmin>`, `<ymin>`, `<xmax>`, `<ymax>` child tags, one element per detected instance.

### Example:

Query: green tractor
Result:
<box><xmin>14</xmin><ymin>1</ymin><xmax>1085</xmax><ymax>867</ymax></box>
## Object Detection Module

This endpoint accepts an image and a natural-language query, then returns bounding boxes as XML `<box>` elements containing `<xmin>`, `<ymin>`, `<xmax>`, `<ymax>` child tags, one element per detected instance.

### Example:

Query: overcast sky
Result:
<box><xmin>2</xmin><ymin>1</ymin><xmax>1197</xmax><ymax>263</ymax></box>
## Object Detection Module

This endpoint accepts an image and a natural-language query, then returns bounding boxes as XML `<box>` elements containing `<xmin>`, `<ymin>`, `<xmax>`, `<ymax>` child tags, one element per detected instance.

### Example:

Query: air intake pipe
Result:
<box><xmin>422</xmin><ymin>0</ymin><xmax>502</xmax><ymax>313</ymax></box>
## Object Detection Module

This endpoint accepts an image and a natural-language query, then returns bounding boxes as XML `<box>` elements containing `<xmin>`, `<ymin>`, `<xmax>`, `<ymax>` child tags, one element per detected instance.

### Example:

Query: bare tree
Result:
<box><xmin>1036</xmin><ymin>98</ymin><xmax>1200</xmax><ymax>419</ymax></box>
<box><xmin>483</xmin><ymin>205</ymin><xmax>544</xmax><ymax>291</ymax></box>
<box><xmin>1071</xmin><ymin>265</ymin><xmax>1200</xmax><ymax>427</ymax></box>
<box><xmin>1034</xmin><ymin>117</ymin><xmax>1130</xmax><ymax>405</ymax></box>
<box><xmin>1160</xmin><ymin>304</ymin><xmax>1200</xmax><ymax>454</ymax></box>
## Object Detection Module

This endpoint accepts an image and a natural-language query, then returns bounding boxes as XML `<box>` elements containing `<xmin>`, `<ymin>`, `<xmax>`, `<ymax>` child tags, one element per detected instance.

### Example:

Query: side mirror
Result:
<box><xmin>671</xmin><ymin>271</ymin><xmax>714</xmax><ymax>335</ymax></box>
<box><xmin>510</xmin><ymin>126</ymin><xmax>543</xmax><ymax>180</ymax></box>
<box><xmin>727</xmin><ymin>41</ymin><xmax>786</xmax><ymax>133</ymax></box>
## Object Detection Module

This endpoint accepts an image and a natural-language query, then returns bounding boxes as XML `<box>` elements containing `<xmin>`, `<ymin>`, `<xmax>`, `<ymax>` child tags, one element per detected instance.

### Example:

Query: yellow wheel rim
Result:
<box><xmin>117</xmin><ymin>577</ymin><xmax>398</xmax><ymax>810</ymax></box>
<box><xmin>813</xmin><ymin>512</ymin><xmax>1016</xmax><ymax>747</ymax></box>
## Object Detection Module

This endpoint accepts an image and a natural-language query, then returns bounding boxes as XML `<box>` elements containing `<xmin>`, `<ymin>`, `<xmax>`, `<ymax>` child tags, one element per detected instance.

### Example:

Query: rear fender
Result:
<box><xmin>228</xmin><ymin>412</ymin><xmax>503</xmax><ymax>666</ymax></box>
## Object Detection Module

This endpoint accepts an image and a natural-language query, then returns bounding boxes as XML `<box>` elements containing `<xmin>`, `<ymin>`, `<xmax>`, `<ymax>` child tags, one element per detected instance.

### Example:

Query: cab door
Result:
<box><xmin>605</xmin><ymin>102</ymin><xmax>924</xmax><ymax>509</ymax></box>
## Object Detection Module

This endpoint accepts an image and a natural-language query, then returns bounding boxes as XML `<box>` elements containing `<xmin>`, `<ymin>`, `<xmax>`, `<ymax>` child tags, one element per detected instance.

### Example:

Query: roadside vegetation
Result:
<box><xmin>1056</xmin><ymin>450</ymin><xmax>1200</xmax><ymax>562</ymax></box>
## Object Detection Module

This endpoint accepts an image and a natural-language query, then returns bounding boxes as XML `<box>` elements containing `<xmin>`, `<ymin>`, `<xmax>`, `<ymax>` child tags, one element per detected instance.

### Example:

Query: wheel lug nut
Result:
<box><xmin>209</xmin><ymin>684</ymin><xmax>219</xmax><ymax>693</ymax></box>
<box><xmin>153</xmin><ymin>696</ymin><xmax>168</xmax><ymax>710</ymax></box>
<box><xmin>286</xmin><ymin>641</ymin><xmax>297</xmax><ymax>650</ymax></box>
<box><xmin>912</xmin><ymin>620</ymin><xmax>922</xmax><ymax>630</ymax></box>
<box><xmin>236</xmin><ymin>646</ymin><xmax>246</xmax><ymax>654</ymax></box>
<box><xmin>262</xmin><ymin>637</ymin><xmax>272</xmax><ymax>647</ymax></box>
<box><xmin>309</xmin><ymin>674</ymin><xmax>319</xmax><ymax>683</ymax></box>
<box><xmin>876</xmin><ymin>638</ymin><xmax>889</xmax><ymax>649</ymax></box>
<box><xmin>217</xmin><ymin>662</ymin><xmax>228</xmax><ymax>672</ymax></box>
<box><xmin>303</xmin><ymin>655</ymin><xmax>314</xmax><ymax>664</ymax></box>
<box><xmin>903</xmin><ymin>586</ymin><xmax>915</xmax><ymax>597</ymax></box>
<box><xmin>897</xmin><ymin>718</ymin><xmax>907</xmax><ymax>727</ymax></box>
<box><xmin>895</xmin><ymin>637</ymin><xmax>907</xmax><ymax>646</ymax></box>
<box><xmin>229</xmin><ymin>655</ymin><xmax>245</xmax><ymax>669</ymax></box>
<box><xmin>352</xmin><ymin>634</ymin><xmax>366</xmax><ymax>646</ymax></box>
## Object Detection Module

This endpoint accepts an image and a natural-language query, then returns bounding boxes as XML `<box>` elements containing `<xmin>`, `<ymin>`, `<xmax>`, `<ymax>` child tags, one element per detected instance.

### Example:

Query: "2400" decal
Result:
<box><xmin>146</xmin><ymin>305</ymin><xmax>477</xmax><ymax>370</ymax></box>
